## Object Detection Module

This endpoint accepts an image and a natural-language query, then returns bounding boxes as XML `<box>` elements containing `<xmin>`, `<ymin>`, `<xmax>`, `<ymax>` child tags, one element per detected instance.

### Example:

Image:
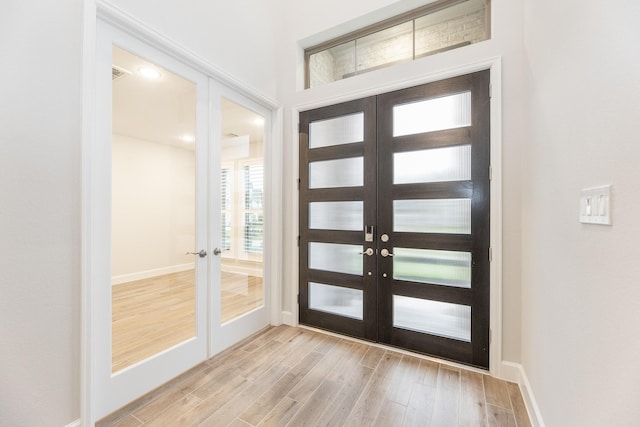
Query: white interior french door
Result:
<box><xmin>91</xmin><ymin>21</ymin><xmax>277</xmax><ymax>422</ymax></box>
<box><xmin>92</xmin><ymin>21</ymin><xmax>209</xmax><ymax>419</ymax></box>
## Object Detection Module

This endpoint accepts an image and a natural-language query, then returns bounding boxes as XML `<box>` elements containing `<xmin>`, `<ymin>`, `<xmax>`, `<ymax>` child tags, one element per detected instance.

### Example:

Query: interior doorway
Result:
<box><xmin>298</xmin><ymin>70</ymin><xmax>491</xmax><ymax>368</ymax></box>
<box><xmin>91</xmin><ymin>21</ymin><xmax>276</xmax><ymax>421</ymax></box>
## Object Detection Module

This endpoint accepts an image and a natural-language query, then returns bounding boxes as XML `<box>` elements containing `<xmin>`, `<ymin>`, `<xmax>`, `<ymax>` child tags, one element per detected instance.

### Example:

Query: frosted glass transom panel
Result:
<box><xmin>309</xmin><ymin>201</ymin><xmax>363</xmax><ymax>231</ymax></box>
<box><xmin>309</xmin><ymin>157</ymin><xmax>364</xmax><ymax>189</ymax></box>
<box><xmin>309</xmin><ymin>282</ymin><xmax>363</xmax><ymax>320</ymax></box>
<box><xmin>309</xmin><ymin>113</ymin><xmax>364</xmax><ymax>149</ymax></box>
<box><xmin>394</xmin><ymin>199</ymin><xmax>471</xmax><ymax>234</ymax></box>
<box><xmin>394</xmin><ymin>145</ymin><xmax>471</xmax><ymax>184</ymax></box>
<box><xmin>309</xmin><ymin>242</ymin><xmax>363</xmax><ymax>276</ymax></box>
<box><xmin>393</xmin><ymin>248</ymin><xmax>471</xmax><ymax>288</ymax></box>
<box><xmin>393</xmin><ymin>92</ymin><xmax>471</xmax><ymax>137</ymax></box>
<box><xmin>393</xmin><ymin>295</ymin><xmax>471</xmax><ymax>342</ymax></box>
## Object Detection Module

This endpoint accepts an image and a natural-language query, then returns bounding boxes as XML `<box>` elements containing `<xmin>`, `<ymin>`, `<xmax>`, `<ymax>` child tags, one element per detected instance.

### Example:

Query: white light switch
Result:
<box><xmin>580</xmin><ymin>185</ymin><xmax>611</xmax><ymax>225</ymax></box>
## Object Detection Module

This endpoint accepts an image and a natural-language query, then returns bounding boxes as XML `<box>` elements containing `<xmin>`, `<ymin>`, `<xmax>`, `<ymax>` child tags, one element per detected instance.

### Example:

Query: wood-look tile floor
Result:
<box><xmin>99</xmin><ymin>325</ymin><xmax>531</xmax><ymax>427</ymax></box>
<box><xmin>112</xmin><ymin>270</ymin><xmax>263</xmax><ymax>372</ymax></box>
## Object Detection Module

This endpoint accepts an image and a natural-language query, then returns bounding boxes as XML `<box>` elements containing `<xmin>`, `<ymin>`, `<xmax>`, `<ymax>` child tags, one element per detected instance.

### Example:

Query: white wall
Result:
<box><xmin>277</xmin><ymin>0</ymin><xmax>526</xmax><ymax>364</ymax></box>
<box><xmin>0</xmin><ymin>1</ymin><xmax>82</xmax><ymax>426</ymax></box>
<box><xmin>521</xmin><ymin>1</ymin><xmax>640</xmax><ymax>425</ymax></box>
<box><xmin>111</xmin><ymin>134</ymin><xmax>195</xmax><ymax>281</ymax></box>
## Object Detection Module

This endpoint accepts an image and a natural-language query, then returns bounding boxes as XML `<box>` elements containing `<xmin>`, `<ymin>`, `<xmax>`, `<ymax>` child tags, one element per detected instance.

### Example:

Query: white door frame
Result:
<box><xmin>81</xmin><ymin>2</ymin><xmax>282</xmax><ymax>424</ymax></box>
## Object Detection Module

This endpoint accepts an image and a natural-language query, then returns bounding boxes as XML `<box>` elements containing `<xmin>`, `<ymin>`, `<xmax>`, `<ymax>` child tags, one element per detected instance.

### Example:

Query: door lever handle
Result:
<box><xmin>186</xmin><ymin>250</ymin><xmax>207</xmax><ymax>258</ymax></box>
<box><xmin>380</xmin><ymin>248</ymin><xmax>394</xmax><ymax>257</ymax></box>
<box><xmin>359</xmin><ymin>248</ymin><xmax>374</xmax><ymax>256</ymax></box>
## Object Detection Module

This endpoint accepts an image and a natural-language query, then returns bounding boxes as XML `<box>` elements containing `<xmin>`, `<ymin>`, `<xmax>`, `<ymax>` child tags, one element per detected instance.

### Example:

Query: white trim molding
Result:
<box><xmin>281</xmin><ymin>310</ymin><xmax>295</xmax><ymax>326</ymax></box>
<box><xmin>501</xmin><ymin>362</ymin><xmax>546</xmax><ymax>427</ymax></box>
<box><xmin>111</xmin><ymin>263</ymin><xmax>195</xmax><ymax>285</ymax></box>
<box><xmin>63</xmin><ymin>419</ymin><xmax>81</xmax><ymax>427</ymax></box>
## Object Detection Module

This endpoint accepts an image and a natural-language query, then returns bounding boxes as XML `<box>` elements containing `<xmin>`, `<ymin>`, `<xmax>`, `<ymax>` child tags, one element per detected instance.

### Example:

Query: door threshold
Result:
<box><xmin>298</xmin><ymin>324</ymin><xmax>490</xmax><ymax>376</ymax></box>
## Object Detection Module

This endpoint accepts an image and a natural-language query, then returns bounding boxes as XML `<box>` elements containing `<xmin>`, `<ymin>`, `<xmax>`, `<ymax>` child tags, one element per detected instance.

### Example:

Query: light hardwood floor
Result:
<box><xmin>100</xmin><ymin>325</ymin><xmax>532</xmax><ymax>427</ymax></box>
<box><xmin>112</xmin><ymin>270</ymin><xmax>263</xmax><ymax>372</ymax></box>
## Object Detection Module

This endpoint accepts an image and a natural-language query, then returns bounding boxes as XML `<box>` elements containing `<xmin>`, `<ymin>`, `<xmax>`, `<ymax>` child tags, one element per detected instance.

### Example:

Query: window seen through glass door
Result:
<box><xmin>219</xmin><ymin>98</ymin><xmax>265</xmax><ymax>323</ymax></box>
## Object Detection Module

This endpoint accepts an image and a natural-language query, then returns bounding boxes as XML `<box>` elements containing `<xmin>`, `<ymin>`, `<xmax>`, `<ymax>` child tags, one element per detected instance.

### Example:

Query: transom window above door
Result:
<box><xmin>305</xmin><ymin>0</ymin><xmax>491</xmax><ymax>88</ymax></box>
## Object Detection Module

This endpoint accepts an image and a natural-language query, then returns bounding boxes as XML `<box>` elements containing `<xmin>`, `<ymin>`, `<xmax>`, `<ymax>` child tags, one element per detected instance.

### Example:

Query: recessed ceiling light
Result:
<box><xmin>181</xmin><ymin>135</ymin><xmax>195</xmax><ymax>143</ymax></box>
<box><xmin>139</xmin><ymin>66</ymin><xmax>161</xmax><ymax>79</ymax></box>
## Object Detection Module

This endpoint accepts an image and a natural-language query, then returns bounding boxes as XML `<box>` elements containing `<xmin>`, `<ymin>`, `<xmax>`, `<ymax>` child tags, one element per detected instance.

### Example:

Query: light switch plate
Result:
<box><xmin>580</xmin><ymin>185</ymin><xmax>611</xmax><ymax>225</ymax></box>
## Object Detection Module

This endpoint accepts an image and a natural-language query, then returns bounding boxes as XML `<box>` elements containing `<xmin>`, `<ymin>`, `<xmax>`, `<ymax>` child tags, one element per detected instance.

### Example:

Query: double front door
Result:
<box><xmin>299</xmin><ymin>71</ymin><xmax>490</xmax><ymax>368</ymax></box>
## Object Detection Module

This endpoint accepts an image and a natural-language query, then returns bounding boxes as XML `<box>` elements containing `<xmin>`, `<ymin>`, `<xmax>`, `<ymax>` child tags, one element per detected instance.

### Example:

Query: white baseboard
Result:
<box><xmin>220</xmin><ymin>259</ymin><xmax>263</xmax><ymax>277</ymax></box>
<box><xmin>63</xmin><ymin>419</ymin><xmax>80</xmax><ymax>427</ymax></box>
<box><xmin>501</xmin><ymin>361</ymin><xmax>546</xmax><ymax>427</ymax></box>
<box><xmin>281</xmin><ymin>310</ymin><xmax>295</xmax><ymax>326</ymax></box>
<box><xmin>499</xmin><ymin>360</ymin><xmax>522</xmax><ymax>383</ymax></box>
<box><xmin>111</xmin><ymin>263</ymin><xmax>195</xmax><ymax>285</ymax></box>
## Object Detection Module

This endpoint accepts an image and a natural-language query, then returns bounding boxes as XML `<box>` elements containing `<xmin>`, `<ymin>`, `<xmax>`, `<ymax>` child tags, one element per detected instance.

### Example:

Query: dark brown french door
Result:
<box><xmin>299</xmin><ymin>71</ymin><xmax>490</xmax><ymax>368</ymax></box>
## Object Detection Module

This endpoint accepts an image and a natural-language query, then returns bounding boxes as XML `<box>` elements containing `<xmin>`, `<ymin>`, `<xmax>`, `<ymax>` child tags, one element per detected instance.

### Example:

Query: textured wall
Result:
<box><xmin>0</xmin><ymin>1</ymin><xmax>83</xmax><ymax>425</ymax></box>
<box><xmin>521</xmin><ymin>0</ymin><xmax>640</xmax><ymax>425</ymax></box>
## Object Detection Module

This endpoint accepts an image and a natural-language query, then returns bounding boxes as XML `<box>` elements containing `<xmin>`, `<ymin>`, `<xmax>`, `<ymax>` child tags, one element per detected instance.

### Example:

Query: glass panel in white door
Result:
<box><xmin>219</xmin><ymin>98</ymin><xmax>265</xmax><ymax>324</ymax></box>
<box><xmin>111</xmin><ymin>46</ymin><xmax>197</xmax><ymax>373</ymax></box>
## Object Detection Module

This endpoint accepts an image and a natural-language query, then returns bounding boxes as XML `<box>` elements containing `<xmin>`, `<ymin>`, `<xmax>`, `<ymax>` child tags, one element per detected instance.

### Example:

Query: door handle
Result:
<box><xmin>186</xmin><ymin>249</ymin><xmax>207</xmax><ymax>258</ymax></box>
<box><xmin>380</xmin><ymin>248</ymin><xmax>394</xmax><ymax>257</ymax></box>
<box><xmin>213</xmin><ymin>248</ymin><xmax>222</xmax><ymax>256</ymax></box>
<box><xmin>359</xmin><ymin>248</ymin><xmax>374</xmax><ymax>256</ymax></box>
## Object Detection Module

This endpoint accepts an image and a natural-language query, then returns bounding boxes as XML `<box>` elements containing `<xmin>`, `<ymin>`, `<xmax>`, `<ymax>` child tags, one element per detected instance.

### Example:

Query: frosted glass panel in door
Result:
<box><xmin>309</xmin><ymin>242</ymin><xmax>362</xmax><ymax>276</ymax></box>
<box><xmin>309</xmin><ymin>201</ymin><xmax>363</xmax><ymax>231</ymax></box>
<box><xmin>394</xmin><ymin>199</ymin><xmax>471</xmax><ymax>234</ymax></box>
<box><xmin>393</xmin><ymin>296</ymin><xmax>471</xmax><ymax>342</ymax></box>
<box><xmin>309</xmin><ymin>157</ymin><xmax>364</xmax><ymax>189</ymax></box>
<box><xmin>393</xmin><ymin>91</ymin><xmax>471</xmax><ymax>137</ymax></box>
<box><xmin>394</xmin><ymin>145</ymin><xmax>471</xmax><ymax>184</ymax></box>
<box><xmin>309</xmin><ymin>282</ymin><xmax>363</xmax><ymax>320</ymax></box>
<box><xmin>219</xmin><ymin>98</ymin><xmax>265</xmax><ymax>324</ymax></box>
<box><xmin>111</xmin><ymin>46</ymin><xmax>196</xmax><ymax>373</ymax></box>
<box><xmin>393</xmin><ymin>248</ymin><xmax>471</xmax><ymax>288</ymax></box>
<box><xmin>309</xmin><ymin>113</ymin><xmax>364</xmax><ymax>148</ymax></box>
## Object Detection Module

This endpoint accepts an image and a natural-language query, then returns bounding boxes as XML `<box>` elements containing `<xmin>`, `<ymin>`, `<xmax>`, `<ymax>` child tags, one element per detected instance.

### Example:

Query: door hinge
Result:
<box><xmin>489</xmin><ymin>165</ymin><xmax>492</xmax><ymax>181</ymax></box>
<box><xmin>297</xmin><ymin>294</ymin><xmax>300</xmax><ymax>304</ymax></box>
<box><xmin>489</xmin><ymin>83</ymin><xmax>492</xmax><ymax>99</ymax></box>
<box><xmin>297</xmin><ymin>178</ymin><xmax>301</xmax><ymax>190</ymax></box>
<box><xmin>488</xmin><ymin>247</ymin><xmax>493</xmax><ymax>262</ymax></box>
<box><xmin>297</xmin><ymin>235</ymin><xmax>300</xmax><ymax>247</ymax></box>
<box><xmin>489</xmin><ymin>328</ymin><xmax>492</xmax><ymax>344</ymax></box>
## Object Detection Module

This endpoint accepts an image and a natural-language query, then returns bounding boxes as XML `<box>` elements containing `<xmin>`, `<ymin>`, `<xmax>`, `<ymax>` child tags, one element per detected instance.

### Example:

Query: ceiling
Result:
<box><xmin>112</xmin><ymin>46</ymin><xmax>264</xmax><ymax>150</ymax></box>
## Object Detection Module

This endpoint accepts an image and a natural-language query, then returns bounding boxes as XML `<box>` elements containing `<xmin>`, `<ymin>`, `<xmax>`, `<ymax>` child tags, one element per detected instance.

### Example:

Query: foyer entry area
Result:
<box><xmin>98</xmin><ymin>325</ymin><xmax>531</xmax><ymax>426</ymax></box>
